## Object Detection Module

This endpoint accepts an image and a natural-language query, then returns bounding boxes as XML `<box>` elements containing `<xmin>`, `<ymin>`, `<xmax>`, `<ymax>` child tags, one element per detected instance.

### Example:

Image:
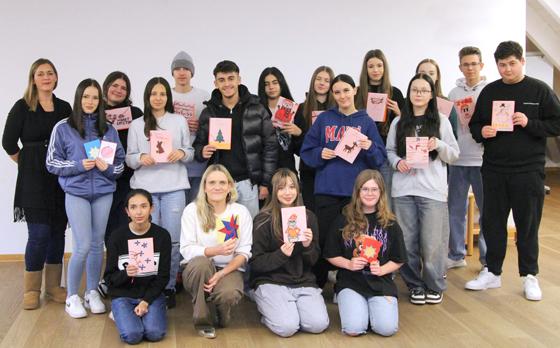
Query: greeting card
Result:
<box><xmin>215</xmin><ymin>214</ymin><xmax>239</xmax><ymax>244</ymax></box>
<box><xmin>311</xmin><ymin>110</ymin><xmax>325</xmax><ymax>125</ymax></box>
<box><xmin>150</xmin><ymin>130</ymin><xmax>172</xmax><ymax>163</ymax></box>
<box><xmin>105</xmin><ymin>106</ymin><xmax>133</xmax><ymax>130</ymax></box>
<box><xmin>272</xmin><ymin>97</ymin><xmax>299</xmax><ymax>127</ymax></box>
<box><xmin>406</xmin><ymin>136</ymin><xmax>429</xmax><ymax>168</ymax></box>
<box><xmin>128</xmin><ymin>237</ymin><xmax>156</xmax><ymax>274</ymax></box>
<box><xmin>454</xmin><ymin>96</ymin><xmax>475</xmax><ymax>128</ymax></box>
<box><xmin>437</xmin><ymin>97</ymin><xmax>455</xmax><ymax>118</ymax></box>
<box><xmin>83</xmin><ymin>139</ymin><xmax>101</xmax><ymax>159</ymax></box>
<box><xmin>492</xmin><ymin>100</ymin><xmax>514</xmax><ymax>132</ymax></box>
<box><xmin>98</xmin><ymin>140</ymin><xmax>117</xmax><ymax>165</ymax></box>
<box><xmin>334</xmin><ymin>127</ymin><xmax>367</xmax><ymax>164</ymax></box>
<box><xmin>209</xmin><ymin>117</ymin><xmax>232</xmax><ymax>150</ymax></box>
<box><xmin>281</xmin><ymin>206</ymin><xmax>307</xmax><ymax>243</ymax></box>
<box><xmin>366</xmin><ymin>92</ymin><xmax>388</xmax><ymax>122</ymax></box>
<box><xmin>360</xmin><ymin>235</ymin><xmax>383</xmax><ymax>263</ymax></box>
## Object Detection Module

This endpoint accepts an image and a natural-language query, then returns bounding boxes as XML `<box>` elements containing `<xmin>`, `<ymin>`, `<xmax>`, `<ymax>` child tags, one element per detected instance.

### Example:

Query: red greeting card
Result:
<box><xmin>128</xmin><ymin>237</ymin><xmax>156</xmax><ymax>274</ymax></box>
<box><xmin>334</xmin><ymin>127</ymin><xmax>367</xmax><ymax>164</ymax></box>
<box><xmin>272</xmin><ymin>97</ymin><xmax>299</xmax><ymax>127</ymax></box>
<box><xmin>173</xmin><ymin>101</ymin><xmax>195</xmax><ymax>122</ymax></box>
<box><xmin>99</xmin><ymin>140</ymin><xmax>117</xmax><ymax>165</ymax></box>
<box><xmin>105</xmin><ymin>106</ymin><xmax>133</xmax><ymax>131</ymax></box>
<box><xmin>454</xmin><ymin>96</ymin><xmax>475</xmax><ymax>128</ymax></box>
<box><xmin>406</xmin><ymin>136</ymin><xmax>429</xmax><ymax>168</ymax></box>
<box><xmin>209</xmin><ymin>118</ymin><xmax>232</xmax><ymax>150</ymax></box>
<box><xmin>281</xmin><ymin>206</ymin><xmax>307</xmax><ymax>243</ymax></box>
<box><xmin>311</xmin><ymin>110</ymin><xmax>324</xmax><ymax>125</ymax></box>
<box><xmin>437</xmin><ymin>97</ymin><xmax>455</xmax><ymax>118</ymax></box>
<box><xmin>492</xmin><ymin>100</ymin><xmax>514</xmax><ymax>132</ymax></box>
<box><xmin>366</xmin><ymin>93</ymin><xmax>388</xmax><ymax>122</ymax></box>
<box><xmin>360</xmin><ymin>235</ymin><xmax>383</xmax><ymax>263</ymax></box>
<box><xmin>150</xmin><ymin>130</ymin><xmax>172</xmax><ymax>163</ymax></box>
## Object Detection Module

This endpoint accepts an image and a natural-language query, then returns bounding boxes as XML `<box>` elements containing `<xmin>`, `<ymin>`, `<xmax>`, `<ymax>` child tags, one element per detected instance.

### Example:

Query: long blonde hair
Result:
<box><xmin>342</xmin><ymin>169</ymin><xmax>395</xmax><ymax>240</ymax></box>
<box><xmin>24</xmin><ymin>58</ymin><xmax>58</xmax><ymax>112</ymax></box>
<box><xmin>255</xmin><ymin>169</ymin><xmax>303</xmax><ymax>241</ymax></box>
<box><xmin>195</xmin><ymin>164</ymin><xmax>238</xmax><ymax>232</ymax></box>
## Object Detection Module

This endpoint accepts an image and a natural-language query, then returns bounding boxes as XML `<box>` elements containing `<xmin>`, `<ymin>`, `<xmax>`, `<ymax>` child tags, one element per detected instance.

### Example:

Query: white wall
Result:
<box><xmin>0</xmin><ymin>0</ymin><xmax>526</xmax><ymax>254</ymax></box>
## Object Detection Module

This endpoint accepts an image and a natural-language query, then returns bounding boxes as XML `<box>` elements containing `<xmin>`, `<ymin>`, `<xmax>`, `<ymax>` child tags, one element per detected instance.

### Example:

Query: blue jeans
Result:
<box><xmin>112</xmin><ymin>295</ymin><xmax>167</xmax><ymax>344</ymax></box>
<box><xmin>151</xmin><ymin>190</ymin><xmax>185</xmax><ymax>290</ymax></box>
<box><xmin>185</xmin><ymin>176</ymin><xmax>202</xmax><ymax>204</ymax></box>
<box><xmin>337</xmin><ymin>288</ymin><xmax>398</xmax><ymax>337</ymax></box>
<box><xmin>394</xmin><ymin>195</ymin><xmax>448</xmax><ymax>292</ymax></box>
<box><xmin>448</xmin><ymin>165</ymin><xmax>486</xmax><ymax>265</ymax></box>
<box><xmin>235</xmin><ymin>179</ymin><xmax>259</xmax><ymax>218</ymax></box>
<box><xmin>25</xmin><ymin>222</ymin><xmax>66</xmax><ymax>271</ymax></box>
<box><xmin>65</xmin><ymin>193</ymin><xmax>112</xmax><ymax>295</ymax></box>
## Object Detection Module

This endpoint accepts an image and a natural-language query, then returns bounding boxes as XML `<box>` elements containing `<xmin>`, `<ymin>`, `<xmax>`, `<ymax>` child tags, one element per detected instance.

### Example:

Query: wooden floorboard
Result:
<box><xmin>1</xmin><ymin>170</ymin><xmax>559</xmax><ymax>347</ymax></box>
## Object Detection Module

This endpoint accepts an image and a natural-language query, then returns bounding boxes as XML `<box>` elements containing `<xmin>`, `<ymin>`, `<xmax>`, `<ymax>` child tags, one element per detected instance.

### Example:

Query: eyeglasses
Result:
<box><xmin>410</xmin><ymin>88</ymin><xmax>432</xmax><ymax>96</ymax></box>
<box><xmin>360</xmin><ymin>187</ymin><xmax>380</xmax><ymax>194</ymax></box>
<box><xmin>461</xmin><ymin>62</ymin><xmax>480</xmax><ymax>68</ymax></box>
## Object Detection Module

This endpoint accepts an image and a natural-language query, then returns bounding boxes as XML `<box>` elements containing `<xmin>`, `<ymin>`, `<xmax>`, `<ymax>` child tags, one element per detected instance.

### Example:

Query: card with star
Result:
<box><xmin>216</xmin><ymin>214</ymin><xmax>239</xmax><ymax>244</ymax></box>
<box><xmin>128</xmin><ymin>237</ymin><xmax>156</xmax><ymax>274</ymax></box>
<box><xmin>360</xmin><ymin>235</ymin><xmax>382</xmax><ymax>263</ymax></box>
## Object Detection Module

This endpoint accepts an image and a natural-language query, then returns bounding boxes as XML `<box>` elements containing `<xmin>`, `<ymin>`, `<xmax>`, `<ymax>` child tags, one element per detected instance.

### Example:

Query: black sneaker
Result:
<box><xmin>164</xmin><ymin>289</ymin><xmax>176</xmax><ymax>309</ymax></box>
<box><xmin>409</xmin><ymin>288</ymin><xmax>426</xmax><ymax>305</ymax></box>
<box><xmin>425</xmin><ymin>289</ymin><xmax>443</xmax><ymax>304</ymax></box>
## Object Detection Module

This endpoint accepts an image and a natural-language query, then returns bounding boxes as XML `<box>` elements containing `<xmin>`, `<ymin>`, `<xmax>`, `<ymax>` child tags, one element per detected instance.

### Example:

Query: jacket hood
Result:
<box><xmin>329</xmin><ymin>107</ymin><xmax>369</xmax><ymax>119</ymax></box>
<box><xmin>455</xmin><ymin>76</ymin><xmax>487</xmax><ymax>91</ymax></box>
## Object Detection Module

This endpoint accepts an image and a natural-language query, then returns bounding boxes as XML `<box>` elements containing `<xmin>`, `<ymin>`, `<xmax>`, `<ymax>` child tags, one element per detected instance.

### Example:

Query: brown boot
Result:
<box><xmin>23</xmin><ymin>270</ymin><xmax>42</xmax><ymax>310</ymax></box>
<box><xmin>44</xmin><ymin>264</ymin><xmax>67</xmax><ymax>303</ymax></box>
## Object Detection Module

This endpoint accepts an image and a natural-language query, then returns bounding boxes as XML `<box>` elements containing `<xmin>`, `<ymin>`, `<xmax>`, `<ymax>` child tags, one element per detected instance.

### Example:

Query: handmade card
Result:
<box><xmin>98</xmin><ymin>140</ymin><xmax>117</xmax><ymax>165</ymax></box>
<box><xmin>492</xmin><ymin>100</ymin><xmax>514</xmax><ymax>131</ymax></box>
<box><xmin>150</xmin><ymin>130</ymin><xmax>172</xmax><ymax>163</ymax></box>
<box><xmin>173</xmin><ymin>101</ymin><xmax>195</xmax><ymax>122</ymax></box>
<box><xmin>454</xmin><ymin>96</ymin><xmax>475</xmax><ymax>128</ymax></box>
<box><xmin>281</xmin><ymin>206</ymin><xmax>307</xmax><ymax>243</ymax></box>
<box><xmin>272</xmin><ymin>97</ymin><xmax>299</xmax><ymax>127</ymax></box>
<box><xmin>406</xmin><ymin>136</ymin><xmax>429</xmax><ymax>168</ymax></box>
<box><xmin>105</xmin><ymin>106</ymin><xmax>133</xmax><ymax>131</ymax></box>
<box><xmin>437</xmin><ymin>97</ymin><xmax>455</xmax><ymax>118</ymax></box>
<box><xmin>215</xmin><ymin>214</ymin><xmax>239</xmax><ymax>244</ymax></box>
<box><xmin>366</xmin><ymin>93</ymin><xmax>388</xmax><ymax>122</ymax></box>
<box><xmin>128</xmin><ymin>237</ymin><xmax>156</xmax><ymax>274</ymax></box>
<box><xmin>311</xmin><ymin>110</ymin><xmax>325</xmax><ymax>125</ymax></box>
<box><xmin>83</xmin><ymin>139</ymin><xmax>101</xmax><ymax>159</ymax></box>
<box><xmin>209</xmin><ymin>117</ymin><xmax>232</xmax><ymax>150</ymax></box>
<box><xmin>360</xmin><ymin>235</ymin><xmax>383</xmax><ymax>263</ymax></box>
<box><xmin>334</xmin><ymin>127</ymin><xmax>367</xmax><ymax>164</ymax></box>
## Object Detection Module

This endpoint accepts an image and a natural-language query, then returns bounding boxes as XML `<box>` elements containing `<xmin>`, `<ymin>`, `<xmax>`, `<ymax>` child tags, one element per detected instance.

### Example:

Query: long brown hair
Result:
<box><xmin>416</xmin><ymin>58</ymin><xmax>444</xmax><ymax>97</ymax></box>
<box><xmin>256</xmin><ymin>169</ymin><xmax>303</xmax><ymax>241</ymax></box>
<box><xmin>143</xmin><ymin>77</ymin><xmax>174</xmax><ymax>138</ymax></box>
<box><xmin>302</xmin><ymin>66</ymin><xmax>335</xmax><ymax>128</ymax></box>
<box><xmin>342</xmin><ymin>169</ymin><xmax>395</xmax><ymax>241</ymax></box>
<box><xmin>356</xmin><ymin>49</ymin><xmax>394</xmax><ymax>109</ymax></box>
<box><xmin>24</xmin><ymin>58</ymin><xmax>58</xmax><ymax>112</ymax></box>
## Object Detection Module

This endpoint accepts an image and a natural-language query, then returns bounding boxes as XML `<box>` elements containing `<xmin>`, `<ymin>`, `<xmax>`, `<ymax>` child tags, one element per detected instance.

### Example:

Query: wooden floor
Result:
<box><xmin>1</xmin><ymin>171</ymin><xmax>560</xmax><ymax>348</ymax></box>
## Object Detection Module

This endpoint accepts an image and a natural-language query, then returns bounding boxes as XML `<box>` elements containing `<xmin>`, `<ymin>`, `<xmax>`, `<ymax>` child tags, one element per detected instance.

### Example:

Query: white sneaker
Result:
<box><xmin>523</xmin><ymin>275</ymin><xmax>542</xmax><ymax>301</ymax></box>
<box><xmin>465</xmin><ymin>267</ymin><xmax>501</xmax><ymax>290</ymax></box>
<box><xmin>65</xmin><ymin>295</ymin><xmax>87</xmax><ymax>318</ymax></box>
<box><xmin>447</xmin><ymin>258</ymin><xmax>467</xmax><ymax>269</ymax></box>
<box><xmin>84</xmin><ymin>290</ymin><xmax>106</xmax><ymax>314</ymax></box>
<box><xmin>108</xmin><ymin>311</ymin><xmax>115</xmax><ymax>321</ymax></box>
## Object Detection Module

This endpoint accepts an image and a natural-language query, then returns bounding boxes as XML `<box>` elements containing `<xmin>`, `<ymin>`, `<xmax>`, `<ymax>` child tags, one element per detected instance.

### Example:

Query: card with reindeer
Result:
<box><xmin>150</xmin><ymin>130</ymin><xmax>172</xmax><ymax>163</ymax></box>
<box><xmin>334</xmin><ymin>126</ymin><xmax>368</xmax><ymax>163</ymax></box>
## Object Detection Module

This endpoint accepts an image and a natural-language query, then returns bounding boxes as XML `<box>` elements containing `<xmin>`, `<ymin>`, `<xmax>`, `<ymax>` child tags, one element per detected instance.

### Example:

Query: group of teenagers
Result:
<box><xmin>3</xmin><ymin>39</ymin><xmax>560</xmax><ymax>344</ymax></box>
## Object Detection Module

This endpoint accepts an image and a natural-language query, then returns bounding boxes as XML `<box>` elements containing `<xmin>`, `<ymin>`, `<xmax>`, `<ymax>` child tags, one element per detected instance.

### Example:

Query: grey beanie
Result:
<box><xmin>171</xmin><ymin>51</ymin><xmax>195</xmax><ymax>76</ymax></box>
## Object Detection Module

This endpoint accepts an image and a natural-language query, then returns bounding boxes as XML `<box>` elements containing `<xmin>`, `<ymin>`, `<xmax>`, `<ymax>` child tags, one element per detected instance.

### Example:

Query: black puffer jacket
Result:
<box><xmin>194</xmin><ymin>85</ymin><xmax>278</xmax><ymax>186</ymax></box>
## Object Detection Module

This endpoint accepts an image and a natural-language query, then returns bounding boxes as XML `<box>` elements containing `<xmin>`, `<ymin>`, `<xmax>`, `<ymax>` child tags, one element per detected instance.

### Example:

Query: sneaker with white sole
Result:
<box><xmin>409</xmin><ymin>288</ymin><xmax>426</xmax><ymax>305</ymax></box>
<box><xmin>108</xmin><ymin>311</ymin><xmax>114</xmax><ymax>322</ymax></box>
<box><xmin>447</xmin><ymin>258</ymin><xmax>467</xmax><ymax>269</ymax></box>
<box><xmin>523</xmin><ymin>275</ymin><xmax>542</xmax><ymax>301</ymax></box>
<box><xmin>465</xmin><ymin>267</ymin><xmax>501</xmax><ymax>290</ymax></box>
<box><xmin>65</xmin><ymin>294</ymin><xmax>87</xmax><ymax>318</ymax></box>
<box><xmin>425</xmin><ymin>289</ymin><xmax>443</xmax><ymax>304</ymax></box>
<box><xmin>84</xmin><ymin>290</ymin><xmax>106</xmax><ymax>314</ymax></box>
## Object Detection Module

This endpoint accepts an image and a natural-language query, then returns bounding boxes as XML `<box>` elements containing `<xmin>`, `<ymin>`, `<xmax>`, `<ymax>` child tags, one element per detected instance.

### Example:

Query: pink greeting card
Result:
<box><xmin>311</xmin><ymin>110</ymin><xmax>325</xmax><ymax>125</ymax></box>
<box><xmin>281</xmin><ymin>206</ymin><xmax>307</xmax><ymax>243</ymax></box>
<box><xmin>173</xmin><ymin>101</ymin><xmax>195</xmax><ymax>122</ymax></box>
<box><xmin>150</xmin><ymin>130</ymin><xmax>172</xmax><ymax>163</ymax></box>
<box><xmin>209</xmin><ymin>118</ymin><xmax>232</xmax><ymax>150</ymax></box>
<box><xmin>128</xmin><ymin>237</ymin><xmax>156</xmax><ymax>274</ymax></box>
<box><xmin>406</xmin><ymin>137</ymin><xmax>429</xmax><ymax>168</ymax></box>
<box><xmin>436</xmin><ymin>97</ymin><xmax>455</xmax><ymax>118</ymax></box>
<box><xmin>366</xmin><ymin>93</ymin><xmax>388</xmax><ymax>122</ymax></box>
<box><xmin>360</xmin><ymin>235</ymin><xmax>383</xmax><ymax>263</ymax></box>
<box><xmin>215</xmin><ymin>214</ymin><xmax>239</xmax><ymax>244</ymax></box>
<box><xmin>334</xmin><ymin>127</ymin><xmax>367</xmax><ymax>164</ymax></box>
<box><xmin>99</xmin><ymin>140</ymin><xmax>117</xmax><ymax>165</ymax></box>
<box><xmin>454</xmin><ymin>96</ymin><xmax>475</xmax><ymax>128</ymax></box>
<box><xmin>272</xmin><ymin>97</ymin><xmax>299</xmax><ymax>127</ymax></box>
<box><xmin>492</xmin><ymin>100</ymin><xmax>514</xmax><ymax>132</ymax></box>
<box><xmin>105</xmin><ymin>106</ymin><xmax>132</xmax><ymax>131</ymax></box>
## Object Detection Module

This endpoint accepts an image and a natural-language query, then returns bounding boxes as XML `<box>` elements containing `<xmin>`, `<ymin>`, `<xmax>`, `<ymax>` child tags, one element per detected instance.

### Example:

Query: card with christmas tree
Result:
<box><xmin>209</xmin><ymin>117</ymin><xmax>232</xmax><ymax>150</ymax></box>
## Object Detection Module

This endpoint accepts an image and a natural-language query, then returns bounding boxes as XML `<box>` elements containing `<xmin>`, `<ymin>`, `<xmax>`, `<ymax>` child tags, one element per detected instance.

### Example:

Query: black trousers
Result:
<box><xmin>481</xmin><ymin>168</ymin><xmax>544</xmax><ymax>276</ymax></box>
<box><xmin>313</xmin><ymin>194</ymin><xmax>351</xmax><ymax>288</ymax></box>
<box><xmin>300</xmin><ymin>170</ymin><xmax>316</xmax><ymax>213</ymax></box>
